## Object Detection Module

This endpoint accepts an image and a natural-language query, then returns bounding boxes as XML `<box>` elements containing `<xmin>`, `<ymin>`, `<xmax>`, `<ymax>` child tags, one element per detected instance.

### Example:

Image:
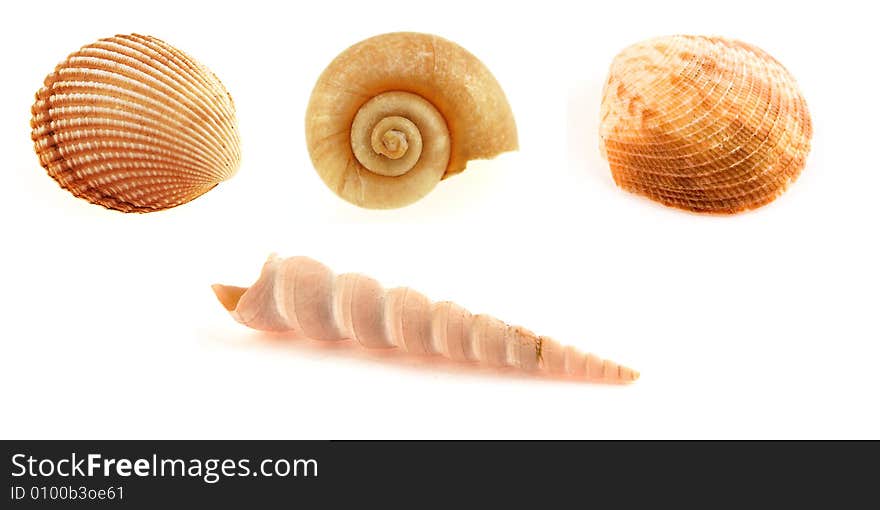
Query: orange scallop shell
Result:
<box><xmin>31</xmin><ymin>34</ymin><xmax>241</xmax><ymax>213</ymax></box>
<box><xmin>600</xmin><ymin>35</ymin><xmax>812</xmax><ymax>214</ymax></box>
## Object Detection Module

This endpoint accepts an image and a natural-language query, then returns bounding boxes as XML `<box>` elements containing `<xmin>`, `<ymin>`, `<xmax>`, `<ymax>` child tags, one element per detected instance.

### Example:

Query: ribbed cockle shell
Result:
<box><xmin>600</xmin><ymin>35</ymin><xmax>812</xmax><ymax>214</ymax></box>
<box><xmin>31</xmin><ymin>34</ymin><xmax>241</xmax><ymax>213</ymax></box>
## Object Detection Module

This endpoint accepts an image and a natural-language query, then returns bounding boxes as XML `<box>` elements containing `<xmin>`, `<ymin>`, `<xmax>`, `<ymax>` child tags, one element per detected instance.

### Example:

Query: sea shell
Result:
<box><xmin>305</xmin><ymin>32</ymin><xmax>518</xmax><ymax>209</ymax></box>
<box><xmin>31</xmin><ymin>34</ymin><xmax>241</xmax><ymax>213</ymax></box>
<box><xmin>213</xmin><ymin>255</ymin><xmax>638</xmax><ymax>383</ymax></box>
<box><xmin>599</xmin><ymin>35</ymin><xmax>812</xmax><ymax>214</ymax></box>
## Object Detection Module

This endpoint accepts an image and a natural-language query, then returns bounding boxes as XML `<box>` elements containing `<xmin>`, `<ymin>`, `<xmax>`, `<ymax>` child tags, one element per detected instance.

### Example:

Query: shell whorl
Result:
<box><xmin>350</xmin><ymin>92</ymin><xmax>450</xmax><ymax>179</ymax></box>
<box><xmin>599</xmin><ymin>35</ymin><xmax>812</xmax><ymax>214</ymax></box>
<box><xmin>305</xmin><ymin>32</ymin><xmax>518</xmax><ymax>209</ymax></box>
<box><xmin>213</xmin><ymin>255</ymin><xmax>638</xmax><ymax>383</ymax></box>
<box><xmin>31</xmin><ymin>34</ymin><xmax>241</xmax><ymax>213</ymax></box>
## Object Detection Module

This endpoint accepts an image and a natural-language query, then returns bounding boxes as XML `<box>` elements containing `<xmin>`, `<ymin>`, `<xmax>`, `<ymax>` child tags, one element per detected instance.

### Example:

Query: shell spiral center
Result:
<box><xmin>350</xmin><ymin>91</ymin><xmax>448</xmax><ymax>178</ymax></box>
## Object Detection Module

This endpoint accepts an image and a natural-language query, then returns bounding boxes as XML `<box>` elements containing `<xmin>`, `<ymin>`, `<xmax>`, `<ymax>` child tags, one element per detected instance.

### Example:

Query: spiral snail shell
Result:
<box><xmin>599</xmin><ymin>35</ymin><xmax>812</xmax><ymax>214</ymax></box>
<box><xmin>213</xmin><ymin>255</ymin><xmax>638</xmax><ymax>383</ymax></box>
<box><xmin>31</xmin><ymin>34</ymin><xmax>241</xmax><ymax>212</ymax></box>
<box><xmin>305</xmin><ymin>32</ymin><xmax>518</xmax><ymax>209</ymax></box>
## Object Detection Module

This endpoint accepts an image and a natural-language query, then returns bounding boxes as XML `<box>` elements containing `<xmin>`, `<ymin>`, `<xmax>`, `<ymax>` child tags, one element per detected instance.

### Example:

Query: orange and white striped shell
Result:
<box><xmin>31</xmin><ymin>34</ymin><xmax>241</xmax><ymax>213</ymax></box>
<box><xmin>599</xmin><ymin>35</ymin><xmax>812</xmax><ymax>214</ymax></box>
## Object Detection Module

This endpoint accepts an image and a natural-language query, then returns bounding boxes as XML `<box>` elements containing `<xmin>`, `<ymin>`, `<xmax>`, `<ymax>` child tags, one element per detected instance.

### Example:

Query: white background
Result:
<box><xmin>0</xmin><ymin>0</ymin><xmax>877</xmax><ymax>439</ymax></box>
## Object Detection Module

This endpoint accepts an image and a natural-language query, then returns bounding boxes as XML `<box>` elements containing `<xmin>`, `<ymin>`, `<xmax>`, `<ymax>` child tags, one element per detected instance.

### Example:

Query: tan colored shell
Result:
<box><xmin>31</xmin><ymin>34</ymin><xmax>241</xmax><ymax>213</ymax></box>
<box><xmin>213</xmin><ymin>255</ymin><xmax>638</xmax><ymax>383</ymax></box>
<box><xmin>305</xmin><ymin>32</ymin><xmax>518</xmax><ymax>209</ymax></box>
<box><xmin>599</xmin><ymin>35</ymin><xmax>812</xmax><ymax>214</ymax></box>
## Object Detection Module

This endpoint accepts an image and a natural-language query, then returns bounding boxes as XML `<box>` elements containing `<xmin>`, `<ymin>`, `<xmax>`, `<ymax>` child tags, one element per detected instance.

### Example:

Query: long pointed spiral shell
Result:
<box><xmin>599</xmin><ymin>35</ymin><xmax>812</xmax><ymax>214</ymax></box>
<box><xmin>31</xmin><ymin>34</ymin><xmax>241</xmax><ymax>212</ymax></box>
<box><xmin>305</xmin><ymin>32</ymin><xmax>518</xmax><ymax>209</ymax></box>
<box><xmin>212</xmin><ymin>255</ymin><xmax>638</xmax><ymax>383</ymax></box>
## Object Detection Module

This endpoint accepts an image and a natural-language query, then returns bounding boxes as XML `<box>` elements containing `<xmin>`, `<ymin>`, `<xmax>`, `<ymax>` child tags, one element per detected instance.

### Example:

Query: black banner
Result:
<box><xmin>3</xmin><ymin>441</ymin><xmax>877</xmax><ymax>507</ymax></box>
